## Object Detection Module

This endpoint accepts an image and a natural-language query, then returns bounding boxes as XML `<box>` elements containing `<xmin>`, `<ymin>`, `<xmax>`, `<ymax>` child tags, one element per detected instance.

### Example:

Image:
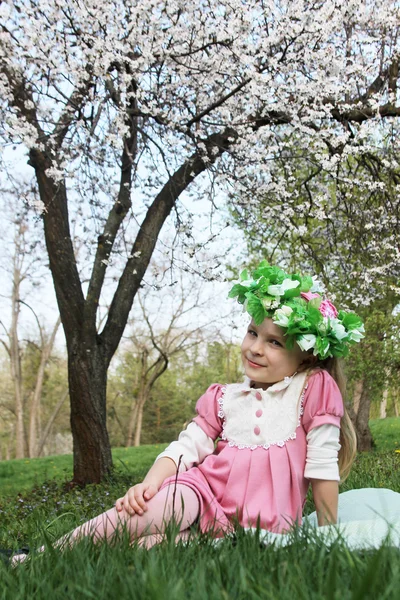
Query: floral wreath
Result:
<box><xmin>228</xmin><ymin>261</ymin><xmax>364</xmax><ymax>359</ymax></box>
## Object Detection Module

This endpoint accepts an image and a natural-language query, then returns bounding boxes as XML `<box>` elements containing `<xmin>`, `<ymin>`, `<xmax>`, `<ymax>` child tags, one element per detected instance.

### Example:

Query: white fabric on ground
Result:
<box><xmin>246</xmin><ymin>488</ymin><xmax>400</xmax><ymax>550</ymax></box>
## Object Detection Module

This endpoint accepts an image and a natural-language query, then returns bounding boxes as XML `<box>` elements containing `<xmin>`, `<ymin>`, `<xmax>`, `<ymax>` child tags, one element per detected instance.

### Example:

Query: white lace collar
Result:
<box><xmin>235</xmin><ymin>372</ymin><xmax>299</xmax><ymax>394</ymax></box>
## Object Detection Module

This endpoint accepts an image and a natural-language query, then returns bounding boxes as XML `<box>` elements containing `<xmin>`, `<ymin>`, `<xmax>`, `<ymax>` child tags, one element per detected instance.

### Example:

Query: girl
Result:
<box><xmin>13</xmin><ymin>261</ymin><xmax>365</xmax><ymax>559</ymax></box>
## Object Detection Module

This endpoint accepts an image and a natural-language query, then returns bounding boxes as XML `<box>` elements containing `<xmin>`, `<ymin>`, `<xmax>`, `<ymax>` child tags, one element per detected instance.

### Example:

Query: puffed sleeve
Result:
<box><xmin>192</xmin><ymin>383</ymin><xmax>224</xmax><ymax>439</ymax></box>
<box><xmin>155</xmin><ymin>384</ymin><xmax>224</xmax><ymax>472</ymax></box>
<box><xmin>302</xmin><ymin>370</ymin><xmax>344</xmax><ymax>434</ymax></box>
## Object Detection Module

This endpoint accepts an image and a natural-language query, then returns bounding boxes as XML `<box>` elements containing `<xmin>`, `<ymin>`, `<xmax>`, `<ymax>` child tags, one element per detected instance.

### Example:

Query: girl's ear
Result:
<box><xmin>299</xmin><ymin>353</ymin><xmax>318</xmax><ymax>371</ymax></box>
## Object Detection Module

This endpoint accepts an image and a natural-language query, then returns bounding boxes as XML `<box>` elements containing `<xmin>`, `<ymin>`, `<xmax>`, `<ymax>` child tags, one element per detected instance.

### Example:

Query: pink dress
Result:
<box><xmin>160</xmin><ymin>370</ymin><xmax>343</xmax><ymax>535</ymax></box>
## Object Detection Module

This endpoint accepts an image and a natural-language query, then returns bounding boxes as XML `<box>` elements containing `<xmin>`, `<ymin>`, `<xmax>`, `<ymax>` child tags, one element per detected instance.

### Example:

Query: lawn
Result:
<box><xmin>0</xmin><ymin>444</ymin><xmax>168</xmax><ymax>497</ymax></box>
<box><xmin>369</xmin><ymin>417</ymin><xmax>400</xmax><ymax>451</ymax></box>
<box><xmin>0</xmin><ymin>419</ymin><xmax>399</xmax><ymax>599</ymax></box>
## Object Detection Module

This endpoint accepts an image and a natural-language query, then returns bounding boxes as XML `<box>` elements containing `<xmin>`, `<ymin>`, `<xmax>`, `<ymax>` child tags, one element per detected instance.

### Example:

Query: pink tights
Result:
<box><xmin>12</xmin><ymin>484</ymin><xmax>200</xmax><ymax>564</ymax></box>
<box><xmin>67</xmin><ymin>483</ymin><xmax>200</xmax><ymax>548</ymax></box>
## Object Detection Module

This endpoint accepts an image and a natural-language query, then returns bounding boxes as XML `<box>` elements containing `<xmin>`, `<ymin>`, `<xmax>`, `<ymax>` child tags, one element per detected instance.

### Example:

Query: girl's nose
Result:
<box><xmin>250</xmin><ymin>339</ymin><xmax>264</xmax><ymax>355</ymax></box>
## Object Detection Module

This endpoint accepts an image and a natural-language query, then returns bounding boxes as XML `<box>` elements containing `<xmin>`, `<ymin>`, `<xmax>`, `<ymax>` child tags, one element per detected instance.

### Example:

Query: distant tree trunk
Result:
<box><xmin>353</xmin><ymin>380</ymin><xmax>363</xmax><ymax>415</ymax></box>
<box><xmin>394</xmin><ymin>393</ymin><xmax>399</xmax><ymax>418</ymax></box>
<box><xmin>380</xmin><ymin>387</ymin><xmax>388</xmax><ymax>419</ymax></box>
<box><xmin>126</xmin><ymin>400</ymin><xmax>138</xmax><ymax>447</ymax></box>
<box><xmin>10</xmin><ymin>265</ymin><xmax>24</xmax><ymax>459</ymax></box>
<box><xmin>156</xmin><ymin>405</ymin><xmax>161</xmax><ymax>441</ymax></box>
<box><xmin>355</xmin><ymin>385</ymin><xmax>373</xmax><ymax>451</ymax></box>
<box><xmin>28</xmin><ymin>317</ymin><xmax>61</xmax><ymax>457</ymax></box>
<box><xmin>37</xmin><ymin>389</ymin><xmax>68</xmax><ymax>457</ymax></box>
<box><xmin>134</xmin><ymin>398</ymin><xmax>145</xmax><ymax>447</ymax></box>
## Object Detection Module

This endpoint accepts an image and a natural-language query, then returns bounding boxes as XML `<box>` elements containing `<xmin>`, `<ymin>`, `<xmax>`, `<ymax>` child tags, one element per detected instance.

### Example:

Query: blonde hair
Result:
<box><xmin>310</xmin><ymin>357</ymin><xmax>357</xmax><ymax>482</ymax></box>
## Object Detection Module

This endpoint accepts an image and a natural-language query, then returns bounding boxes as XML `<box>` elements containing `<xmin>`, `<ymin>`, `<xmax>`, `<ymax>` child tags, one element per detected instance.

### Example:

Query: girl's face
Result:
<box><xmin>241</xmin><ymin>318</ymin><xmax>310</xmax><ymax>389</ymax></box>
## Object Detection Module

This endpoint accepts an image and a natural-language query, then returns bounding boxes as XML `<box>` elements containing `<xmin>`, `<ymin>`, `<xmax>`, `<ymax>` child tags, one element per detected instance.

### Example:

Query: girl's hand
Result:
<box><xmin>115</xmin><ymin>482</ymin><xmax>159</xmax><ymax>516</ymax></box>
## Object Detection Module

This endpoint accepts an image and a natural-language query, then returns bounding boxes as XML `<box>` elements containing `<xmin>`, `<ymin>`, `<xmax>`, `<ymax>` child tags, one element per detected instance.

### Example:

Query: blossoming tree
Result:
<box><xmin>1</xmin><ymin>0</ymin><xmax>399</xmax><ymax>482</ymax></box>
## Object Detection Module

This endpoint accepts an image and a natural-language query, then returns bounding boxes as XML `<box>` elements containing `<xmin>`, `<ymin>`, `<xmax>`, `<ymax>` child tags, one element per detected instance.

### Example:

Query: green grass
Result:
<box><xmin>0</xmin><ymin>444</ymin><xmax>168</xmax><ymax>497</ymax></box>
<box><xmin>1</xmin><ymin>528</ymin><xmax>400</xmax><ymax>600</ymax></box>
<box><xmin>369</xmin><ymin>417</ymin><xmax>400</xmax><ymax>451</ymax></box>
<box><xmin>0</xmin><ymin>422</ymin><xmax>399</xmax><ymax>599</ymax></box>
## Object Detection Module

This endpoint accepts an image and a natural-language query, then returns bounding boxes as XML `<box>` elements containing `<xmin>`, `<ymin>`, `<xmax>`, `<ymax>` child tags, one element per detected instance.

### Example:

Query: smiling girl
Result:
<box><xmin>12</xmin><ymin>261</ymin><xmax>365</xmax><ymax>560</ymax></box>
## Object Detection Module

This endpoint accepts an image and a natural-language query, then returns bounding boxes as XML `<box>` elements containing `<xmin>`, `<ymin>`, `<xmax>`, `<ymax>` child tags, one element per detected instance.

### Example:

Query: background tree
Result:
<box><xmin>1</xmin><ymin>0</ymin><xmax>399</xmax><ymax>482</ymax></box>
<box><xmin>230</xmin><ymin>145</ymin><xmax>400</xmax><ymax>448</ymax></box>
<box><xmin>119</xmin><ymin>271</ymin><xmax>223</xmax><ymax>446</ymax></box>
<box><xmin>0</xmin><ymin>191</ymin><xmax>66</xmax><ymax>458</ymax></box>
<box><xmin>107</xmin><ymin>339</ymin><xmax>242</xmax><ymax>447</ymax></box>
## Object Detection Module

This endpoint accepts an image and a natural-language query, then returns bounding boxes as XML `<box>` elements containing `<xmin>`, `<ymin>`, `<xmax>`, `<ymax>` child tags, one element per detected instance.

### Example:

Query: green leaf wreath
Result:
<box><xmin>228</xmin><ymin>261</ymin><xmax>364</xmax><ymax>359</ymax></box>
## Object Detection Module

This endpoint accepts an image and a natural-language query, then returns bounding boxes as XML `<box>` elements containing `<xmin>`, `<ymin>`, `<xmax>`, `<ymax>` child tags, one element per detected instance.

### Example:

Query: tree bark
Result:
<box><xmin>133</xmin><ymin>396</ymin><xmax>145</xmax><ymax>447</ymax></box>
<box><xmin>355</xmin><ymin>385</ymin><xmax>373</xmax><ymax>451</ymax></box>
<box><xmin>28</xmin><ymin>317</ymin><xmax>61</xmax><ymax>457</ymax></box>
<box><xmin>394</xmin><ymin>393</ymin><xmax>399</xmax><ymax>418</ymax></box>
<box><xmin>10</xmin><ymin>264</ymin><xmax>24</xmax><ymax>458</ymax></box>
<box><xmin>352</xmin><ymin>380</ymin><xmax>363</xmax><ymax>416</ymax></box>
<box><xmin>37</xmin><ymin>389</ymin><xmax>68</xmax><ymax>457</ymax></box>
<box><xmin>126</xmin><ymin>399</ymin><xmax>138</xmax><ymax>447</ymax></box>
<box><xmin>380</xmin><ymin>386</ymin><xmax>388</xmax><ymax>419</ymax></box>
<box><xmin>68</xmin><ymin>338</ymin><xmax>112</xmax><ymax>485</ymax></box>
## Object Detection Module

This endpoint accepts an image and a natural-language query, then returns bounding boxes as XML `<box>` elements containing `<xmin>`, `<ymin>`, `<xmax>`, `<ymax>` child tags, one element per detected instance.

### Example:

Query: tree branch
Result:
<box><xmin>100</xmin><ymin>127</ymin><xmax>238</xmax><ymax>362</ymax></box>
<box><xmin>52</xmin><ymin>78</ymin><xmax>94</xmax><ymax>149</ymax></box>
<box><xmin>84</xmin><ymin>80</ymin><xmax>138</xmax><ymax>333</ymax></box>
<box><xmin>28</xmin><ymin>150</ymin><xmax>85</xmax><ymax>334</ymax></box>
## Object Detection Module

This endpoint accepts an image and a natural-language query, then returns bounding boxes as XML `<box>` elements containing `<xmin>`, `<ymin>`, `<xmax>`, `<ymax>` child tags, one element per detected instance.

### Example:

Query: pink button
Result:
<box><xmin>256</xmin><ymin>409</ymin><xmax>263</xmax><ymax>418</ymax></box>
<box><xmin>255</xmin><ymin>391</ymin><xmax>262</xmax><ymax>401</ymax></box>
<box><xmin>254</xmin><ymin>426</ymin><xmax>261</xmax><ymax>436</ymax></box>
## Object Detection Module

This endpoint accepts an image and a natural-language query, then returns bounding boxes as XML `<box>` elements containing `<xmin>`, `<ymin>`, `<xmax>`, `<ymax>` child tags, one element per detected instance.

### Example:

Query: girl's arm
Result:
<box><xmin>310</xmin><ymin>479</ymin><xmax>339</xmax><ymax>525</ymax></box>
<box><xmin>116</xmin><ymin>457</ymin><xmax>177</xmax><ymax>516</ymax></box>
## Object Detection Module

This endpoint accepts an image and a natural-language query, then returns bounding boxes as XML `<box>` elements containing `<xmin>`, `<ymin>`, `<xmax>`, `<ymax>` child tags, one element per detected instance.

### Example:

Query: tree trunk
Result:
<box><xmin>134</xmin><ymin>397</ymin><xmax>145</xmax><ymax>447</ymax></box>
<box><xmin>10</xmin><ymin>269</ymin><xmax>24</xmax><ymax>459</ymax></box>
<box><xmin>355</xmin><ymin>385</ymin><xmax>373</xmax><ymax>451</ymax></box>
<box><xmin>352</xmin><ymin>380</ymin><xmax>363</xmax><ymax>416</ymax></box>
<box><xmin>380</xmin><ymin>386</ymin><xmax>388</xmax><ymax>419</ymax></box>
<box><xmin>126</xmin><ymin>399</ymin><xmax>138</xmax><ymax>447</ymax></box>
<box><xmin>28</xmin><ymin>317</ymin><xmax>61</xmax><ymax>457</ymax></box>
<box><xmin>394</xmin><ymin>393</ymin><xmax>399</xmax><ymax>418</ymax></box>
<box><xmin>37</xmin><ymin>389</ymin><xmax>68</xmax><ymax>457</ymax></box>
<box><xmin>68</xmin><ymin>339</ymin><xmax>112</xmax><ymax>484</ymax></box>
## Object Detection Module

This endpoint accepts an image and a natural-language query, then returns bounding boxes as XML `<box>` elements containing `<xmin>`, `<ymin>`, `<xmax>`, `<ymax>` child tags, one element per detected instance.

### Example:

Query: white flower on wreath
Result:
<box><xmin>330</xmin><ymin>319</ymin><xmax>348</xmax><ymax>340</ymax></box>
<box><xmin>273</xmin><ymin>305</ymin><xmax>293</xmax><ymax>327</ymax></box>
<box><xmin>348</xmin><ymin>325</ymin><xmax>365</xmax><ymax>342</ymax></box>
<box><xmin>267</xmin><ymin>278</ymin><xmax>300</xmax><ymax>296</ymax></box>
<box><xmin>297</xmin><ymin>334</ymin><xmax>317</xmax><ymax>352</ymax></box>
<box><xmin>262</xmin><ymin>297</ymin><xmax>280</xmax><ymax>310</ymax></box>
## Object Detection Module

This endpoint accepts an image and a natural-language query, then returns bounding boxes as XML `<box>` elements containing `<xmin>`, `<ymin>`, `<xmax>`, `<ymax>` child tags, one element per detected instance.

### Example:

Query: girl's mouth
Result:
<box><xmin>247</xmin><ymin>359</ymin><xmax>265</xmax><ymax>369</ymax></box>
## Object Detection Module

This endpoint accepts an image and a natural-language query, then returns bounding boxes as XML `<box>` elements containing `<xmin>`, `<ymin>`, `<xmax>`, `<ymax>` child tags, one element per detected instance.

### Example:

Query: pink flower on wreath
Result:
<box><xmin>319</xmin><ymin>299</ymin><xmax>338</xmax><ymax>318</ymax></box>
<box><xmin>301</xmin><ymin>291</ymin><xmax>320</xmax><ymax>301</ymax></box>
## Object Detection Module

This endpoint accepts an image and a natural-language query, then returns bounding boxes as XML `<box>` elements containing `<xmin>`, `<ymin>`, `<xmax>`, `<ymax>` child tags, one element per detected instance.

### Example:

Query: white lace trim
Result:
<box><xmin>217</xmin><ymin>383</ymin><xmax>308</xmax><ymax>451</ymax></box>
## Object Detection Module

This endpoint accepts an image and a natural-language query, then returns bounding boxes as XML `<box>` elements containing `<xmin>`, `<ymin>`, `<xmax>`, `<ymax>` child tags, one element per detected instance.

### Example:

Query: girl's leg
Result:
<box><xmin>67</xmin><ymin>484</ymin><xmax>199</xmax><ymax>544</ymax></box>
<box><xmin>137</xmin><ymin>529</ymin><xmax>191</xmax><ymax>549</ymax></box>
<box><xmin>11</xmin><ymin>484</ymin><xmax>199</xmax><ymax>565</ymax></box>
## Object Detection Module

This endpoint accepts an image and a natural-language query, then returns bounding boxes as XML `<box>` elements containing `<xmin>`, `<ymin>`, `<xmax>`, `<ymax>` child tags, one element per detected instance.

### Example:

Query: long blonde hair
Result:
<box><xmin>310</xmin><ymin>357</ymin><xmax>357</xmax><ymax>482</ymax></box>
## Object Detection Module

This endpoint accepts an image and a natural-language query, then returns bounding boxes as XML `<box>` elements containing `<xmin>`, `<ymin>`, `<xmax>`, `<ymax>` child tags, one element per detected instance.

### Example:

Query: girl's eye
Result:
<box><xmin>270</xmin><ymin>339</ymin><xmax>282</xmax><ymax>347</ymax></box>
<box><xmin>248</xmin><ymin>329</ymin><xmax>257</xmax><ymax>337</ymax></box>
